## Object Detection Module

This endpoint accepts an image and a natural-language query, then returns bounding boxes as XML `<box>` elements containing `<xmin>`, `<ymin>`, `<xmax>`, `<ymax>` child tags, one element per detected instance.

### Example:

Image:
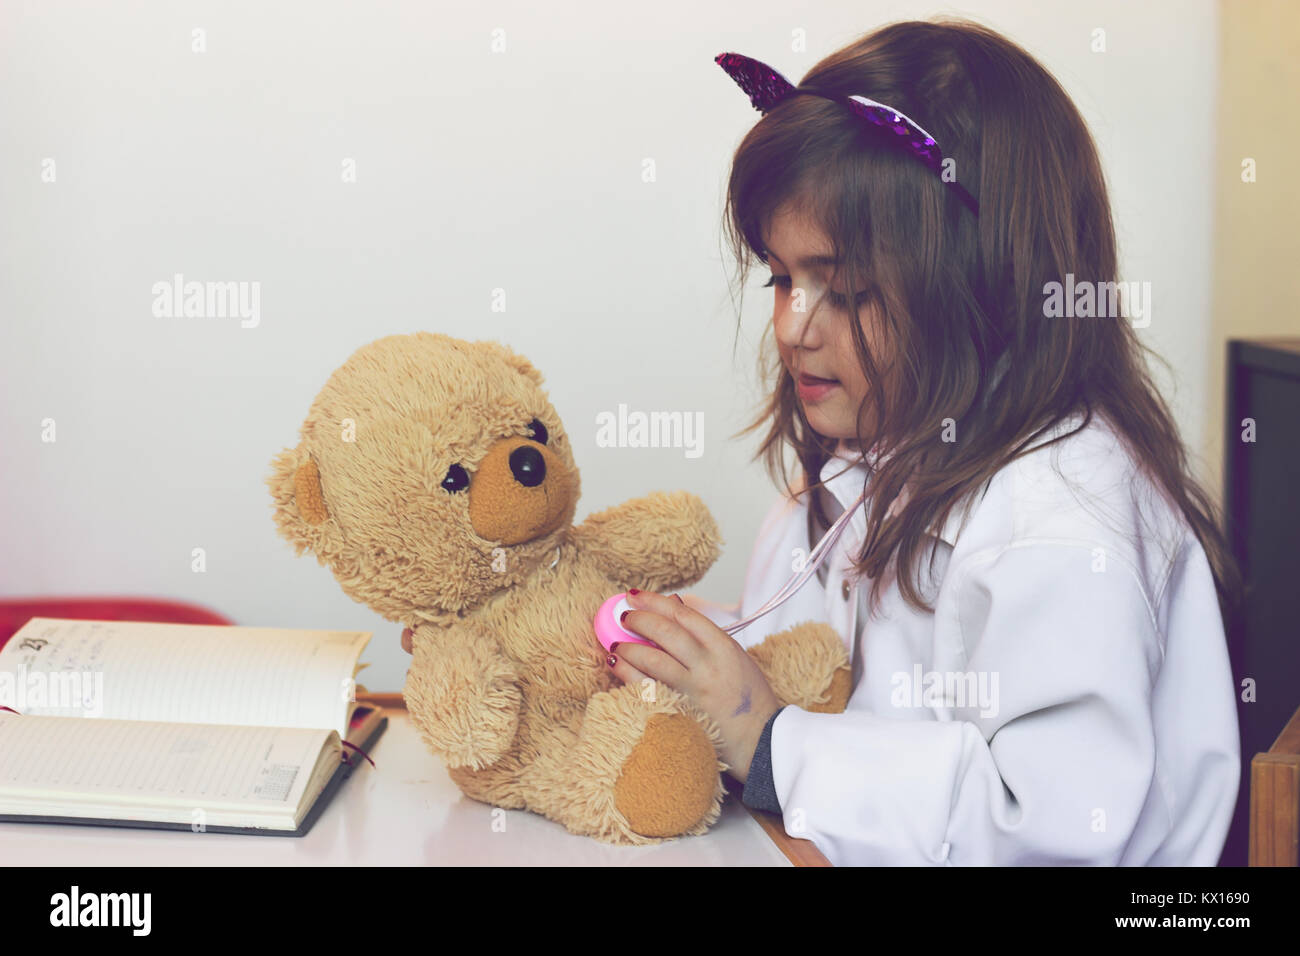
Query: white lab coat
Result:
<box><xmin>693</xmin><ymin>411</ymin><xmax>1240</xmax><ymax>866</ymax></box>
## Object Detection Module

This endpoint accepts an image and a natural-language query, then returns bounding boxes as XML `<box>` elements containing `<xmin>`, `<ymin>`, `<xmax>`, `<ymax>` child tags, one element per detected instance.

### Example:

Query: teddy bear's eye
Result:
<box><xmin>526</xmin><ymin>418</ymin><xmax>548</xmax><ymax>445</ymax></box>
<box><xmin>441</xmin><ymin>464</ymin><xmax>469</xmax><ymax>493</ymax></box>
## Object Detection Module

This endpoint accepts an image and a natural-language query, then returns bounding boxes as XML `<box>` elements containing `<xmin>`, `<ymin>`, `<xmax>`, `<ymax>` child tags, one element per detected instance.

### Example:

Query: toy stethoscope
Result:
<box><xmin>594</xmin><ymin>489</ymin><xmax>868</xmax><ymax>651</ymax></box>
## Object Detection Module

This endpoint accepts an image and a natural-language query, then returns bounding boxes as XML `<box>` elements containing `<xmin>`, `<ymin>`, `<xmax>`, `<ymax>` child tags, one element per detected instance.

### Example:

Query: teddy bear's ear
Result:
<box><xmin>481</xmin><ymin>340</ymin><xmax>544</xmax><ymax>387</ymax></box>
<box><xmin>268</xmin><ymin>444</ymin><xmax>331</xmax><ymax>554</ymax></box>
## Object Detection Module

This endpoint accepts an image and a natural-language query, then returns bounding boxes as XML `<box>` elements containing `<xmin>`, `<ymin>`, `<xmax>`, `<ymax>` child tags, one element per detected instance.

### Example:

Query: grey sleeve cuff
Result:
<box><xmin>740</xmin><ymin>706</ymin><xmax>786</xmax><ymax>814</ymax></box>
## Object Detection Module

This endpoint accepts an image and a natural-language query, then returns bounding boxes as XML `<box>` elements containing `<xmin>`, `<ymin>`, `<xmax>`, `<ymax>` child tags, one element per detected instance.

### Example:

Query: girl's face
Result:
<box><xmin>762</xmin><ymin>205</ymin><xmax>884</xmax><ymax>446</ymax></box>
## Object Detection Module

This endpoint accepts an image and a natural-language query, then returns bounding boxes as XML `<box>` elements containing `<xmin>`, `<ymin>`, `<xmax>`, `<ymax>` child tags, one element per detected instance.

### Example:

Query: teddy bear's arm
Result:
<box><xmin>402</xmin><ymin>620</ymin><xmax>522</xmax><ymax>770</ymax></box>
<box><xmin>569</xmin><ymin>490</ymin><xmax>723</xmax><ymax>593</ymax></box>
<box><xmin>746</xmin><ymin>620</ymin><xmax>852</xmax><ymax>714</ymax></box>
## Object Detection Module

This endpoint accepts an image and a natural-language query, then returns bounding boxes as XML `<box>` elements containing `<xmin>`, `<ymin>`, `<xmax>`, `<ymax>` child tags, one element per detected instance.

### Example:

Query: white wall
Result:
<box><xmin>1205</xmin><ymin>0</ymin><xmax>1300</xmax><ymax>496</ymax></box>
<box><xmin>0</xmin><ymin>0</ymin><xmax>1218</xmax><ymax>691</ymax></box>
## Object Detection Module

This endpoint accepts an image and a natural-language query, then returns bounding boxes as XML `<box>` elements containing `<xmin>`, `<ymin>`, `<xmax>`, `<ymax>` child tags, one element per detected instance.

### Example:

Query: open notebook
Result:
<box><xmin>0</xmin><ymin>617</ymin><xmax>387</xmax><ymax>836</ymax></box>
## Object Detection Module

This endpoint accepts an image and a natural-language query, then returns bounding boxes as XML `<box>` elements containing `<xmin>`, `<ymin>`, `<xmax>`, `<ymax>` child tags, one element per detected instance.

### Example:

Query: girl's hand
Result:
<box><xmin>609</xmin><ymin>589</ymin><xmax>781</xmax><ymax>783</ymax></box>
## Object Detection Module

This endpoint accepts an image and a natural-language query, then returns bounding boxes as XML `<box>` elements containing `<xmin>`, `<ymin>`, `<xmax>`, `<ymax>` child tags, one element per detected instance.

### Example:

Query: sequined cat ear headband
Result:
<box><xmin>715</xmin><ymin>52</ymin><xmax>980</xmax><ymax>216</ymax></box>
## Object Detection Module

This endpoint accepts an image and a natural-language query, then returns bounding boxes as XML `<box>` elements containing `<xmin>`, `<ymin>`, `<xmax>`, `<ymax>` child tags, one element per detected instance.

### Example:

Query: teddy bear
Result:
<box><xmin>268</xmin><ymin>332</ymin><xmax>851</xmax><ymax>844</ymax></box>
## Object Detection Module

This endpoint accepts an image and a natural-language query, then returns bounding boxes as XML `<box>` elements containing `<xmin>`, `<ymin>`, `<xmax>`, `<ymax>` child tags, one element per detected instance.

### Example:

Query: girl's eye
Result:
<box><xmin>827</xmin><ymin>288</ymin><xmax>875</xmax><ymax>311</ymax></box>
<box><xmin>764</xmin><ymin>271</ymin><xmax>871</xmax><ymax>311</ymax></box>
<box><xmin>441</xmin><ymin>464</ymin><xmax>469</xmax><ymax>493</ymax></box>
<box><xmin>526</xmin><ymin>418</ymin><xmax>548</xmax><ymax>445</ymax></box>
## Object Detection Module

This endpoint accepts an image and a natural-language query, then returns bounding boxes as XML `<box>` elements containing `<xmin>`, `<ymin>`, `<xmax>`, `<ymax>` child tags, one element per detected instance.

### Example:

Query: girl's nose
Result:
<box><xmin>773</xmin><ymin>291</ymin><xmax>823</xmax><ymax>351</ymax></box>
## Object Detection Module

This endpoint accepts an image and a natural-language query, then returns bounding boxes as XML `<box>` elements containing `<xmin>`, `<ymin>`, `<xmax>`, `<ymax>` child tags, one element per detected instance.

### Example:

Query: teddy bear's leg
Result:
<box><xmin>526</xmin><ymin>681</ymin><xmax>727</xmax><ymax>845</ymax></box>
<box><xmin>746</xmin><ymin>620</ymin><xmax>853</xmax><ymax>713</ymax></box>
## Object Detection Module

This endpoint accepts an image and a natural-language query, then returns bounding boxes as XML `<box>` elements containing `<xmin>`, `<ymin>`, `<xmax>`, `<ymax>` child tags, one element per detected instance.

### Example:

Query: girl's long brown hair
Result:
<box><xmin>722</xmin><ymin>18</ymin><xmax>1239</xmax><ymax>617</ymax></box>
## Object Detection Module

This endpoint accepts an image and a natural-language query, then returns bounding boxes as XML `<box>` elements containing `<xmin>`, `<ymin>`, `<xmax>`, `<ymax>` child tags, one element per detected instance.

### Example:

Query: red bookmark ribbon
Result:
<box><xmin>340</xmin><ymin>740</ymin><xmax>376</xmax><ymax>769</ymax></box>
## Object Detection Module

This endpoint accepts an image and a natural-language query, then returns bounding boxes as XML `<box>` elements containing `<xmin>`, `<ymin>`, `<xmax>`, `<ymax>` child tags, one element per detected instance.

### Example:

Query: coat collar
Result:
<box><xmin>816</xmin><ymin>448</ymin><xmax>972</xmax><ymax>548</ymax></box>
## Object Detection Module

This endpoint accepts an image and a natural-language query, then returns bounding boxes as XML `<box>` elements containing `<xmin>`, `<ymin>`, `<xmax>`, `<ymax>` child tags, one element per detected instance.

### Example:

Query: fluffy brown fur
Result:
<box><xmin>269</xmin><ymin>333</ymin><xmax>850</xmax><ymax>843</ymax></box>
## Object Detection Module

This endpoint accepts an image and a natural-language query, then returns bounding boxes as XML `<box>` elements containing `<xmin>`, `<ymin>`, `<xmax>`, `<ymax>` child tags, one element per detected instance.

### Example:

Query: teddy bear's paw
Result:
<box><xmin>570</xmin><ymin>490</ymin><xmax>722</xmax><ymax>593</ymax></box>
<box><xmin>436</xmin><ymin>678</ymin><xmax>523</xmax><ymax>770</ymax></box>
<box><xmin>402</xmin><ymin>642</ymin><xmax>522</xmax><ymax>771</ymax></box>
<box><xmin>613</xmin><ymin>712</ymin><xmax>720</xmax><ymax>838</ymax></box>
<box><xmin>805</xmin><ymin>666</ymin><xmax>852</xmax><ymax>713</ymax></box>
<box><xmin>746</xmin><ymin>620</ymin><xmax>852</xmax><ymax>713</ymax></box>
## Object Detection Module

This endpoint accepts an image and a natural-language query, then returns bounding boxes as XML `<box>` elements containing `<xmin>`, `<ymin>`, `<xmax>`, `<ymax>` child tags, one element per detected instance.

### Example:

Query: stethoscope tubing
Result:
<box><xmin>722</xmin><ymin>489</ymin><xmax>868</xmax><ymax>636</ymax></box>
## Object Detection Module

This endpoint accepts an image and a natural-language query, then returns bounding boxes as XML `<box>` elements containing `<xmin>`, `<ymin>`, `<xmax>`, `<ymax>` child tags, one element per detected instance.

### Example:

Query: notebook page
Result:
<box><xmin>0</xmin><ymin>711</ymin><xmax>336</xmax><ymax>818</ymax></box>
<box><xmin>0</xmin><ymin>618</ymin><xmax>370</xmax><ymax>736</ymax></box>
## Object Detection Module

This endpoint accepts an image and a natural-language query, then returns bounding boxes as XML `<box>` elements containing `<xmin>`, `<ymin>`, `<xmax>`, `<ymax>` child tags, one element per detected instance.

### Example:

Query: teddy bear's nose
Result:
<box><xmin>509</xmin><ymin>445</ymin><xmax>546</xmax><ymax>487</ymax></box>
<box><xmin>467</xmin><ymin>437</ymin><xmax>573</xmax><ymax>545</ymax></box>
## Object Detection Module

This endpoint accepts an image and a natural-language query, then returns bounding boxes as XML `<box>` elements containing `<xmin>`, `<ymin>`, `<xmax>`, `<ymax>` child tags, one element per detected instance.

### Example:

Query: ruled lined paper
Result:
<box><xmin>0</xmin><ymin>619</ymin><xmax>370</xmax><ymax>736</ymax></box>
<box><xmin>0</xmin><ymin>710</ymin><xmax>334</xmax><ymax>813</ymax></box>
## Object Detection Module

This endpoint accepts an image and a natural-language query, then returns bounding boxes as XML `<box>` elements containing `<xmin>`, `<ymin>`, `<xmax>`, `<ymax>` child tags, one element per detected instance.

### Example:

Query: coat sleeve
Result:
<box><xmin>768</xmin><ymin>540</ymin><xmax>1174</xmax><ymax>866</ymax></box>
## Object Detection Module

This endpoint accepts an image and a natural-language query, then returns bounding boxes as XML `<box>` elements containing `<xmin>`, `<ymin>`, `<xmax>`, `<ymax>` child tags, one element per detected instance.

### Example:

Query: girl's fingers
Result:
<box><xmin>626</xmin><ymin>589</ymin><xmax>728</xmax><ymax>654</ymax></box>
<box><xmin>607</xmin><ymin>649</ymin><xmax>653</xmax><ymax>687</ymax></box>
<box><xmin>610</xmin><ymin>638</ymin><xmax>690</xmax><ymax>689</ymax></box>
<box><xmin>620</xmin><ymin>601</ymin><xmax>703</xmax><ymax>670</ymax></box>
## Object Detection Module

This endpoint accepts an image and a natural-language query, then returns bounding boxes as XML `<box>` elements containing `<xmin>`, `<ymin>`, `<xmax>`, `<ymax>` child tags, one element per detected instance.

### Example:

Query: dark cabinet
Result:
<box><xmin>1221</xmin><ymin>338</ymin><xmax>1300</xmax><ymax>865</ymax></box>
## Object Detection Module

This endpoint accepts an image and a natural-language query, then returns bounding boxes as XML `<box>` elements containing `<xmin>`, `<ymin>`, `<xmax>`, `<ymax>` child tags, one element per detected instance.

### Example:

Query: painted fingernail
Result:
<box><xmin>606</xmin><ymin>654</ymin><xmax>618</xmax><ymax>667</ymax></box>
<box><xmin>610</xmin><ymin>642</ymin><xmax>621</xmax><ymax>652</ymax></box>
<box><xmin>628</xmin><ymin>588</ymin><xmax>640</xmax><ymax>595</ymax></box>
<box><xmin>620</xmin><ymin>610</ymin><xmax>630</xmax><ymax>624</ymax></box>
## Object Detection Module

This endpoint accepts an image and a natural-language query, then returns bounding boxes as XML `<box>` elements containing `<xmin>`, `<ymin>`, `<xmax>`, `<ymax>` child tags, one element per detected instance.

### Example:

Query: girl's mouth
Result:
<box><xmin>796</xmin><ymin>372</ymin><xmax>839</xmax><ymax>402</ymax></box>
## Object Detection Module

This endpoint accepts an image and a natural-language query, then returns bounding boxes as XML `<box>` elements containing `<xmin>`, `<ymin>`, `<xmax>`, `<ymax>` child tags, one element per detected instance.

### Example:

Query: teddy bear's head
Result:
<box><xmin>268</xmin><ymin>333</ymin><xmax>580</xmax><ymax>625</ymax></box>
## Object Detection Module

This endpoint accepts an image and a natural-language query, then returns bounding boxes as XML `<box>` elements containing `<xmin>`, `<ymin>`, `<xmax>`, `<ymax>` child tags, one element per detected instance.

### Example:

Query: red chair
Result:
<box><xmin>0</xmin><ymin>597</ymin><xmax>233</xmax><ymax>650</ymax></box>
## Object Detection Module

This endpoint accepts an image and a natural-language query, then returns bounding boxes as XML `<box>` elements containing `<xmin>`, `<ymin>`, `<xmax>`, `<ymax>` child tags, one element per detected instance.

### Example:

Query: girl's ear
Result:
<box><xmin>268</xmin><ymin>444</ymin><xmax>331</xmax><ymax>554</ymax></box>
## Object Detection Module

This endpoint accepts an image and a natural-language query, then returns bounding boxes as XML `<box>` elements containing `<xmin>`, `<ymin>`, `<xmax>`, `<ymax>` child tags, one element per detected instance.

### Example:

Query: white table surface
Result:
<box><xmin>0</xmin><ymin>711</ymin><xmax>792</xmax><ymax>866</ymax></box>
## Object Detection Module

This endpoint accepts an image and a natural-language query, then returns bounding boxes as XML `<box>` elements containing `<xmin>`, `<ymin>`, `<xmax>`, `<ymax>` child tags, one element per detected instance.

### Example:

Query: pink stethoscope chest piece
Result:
<box><xmin>592</xmin><ymin>593</ymin><xmax>660</xmax><ymax>652</ymax></box>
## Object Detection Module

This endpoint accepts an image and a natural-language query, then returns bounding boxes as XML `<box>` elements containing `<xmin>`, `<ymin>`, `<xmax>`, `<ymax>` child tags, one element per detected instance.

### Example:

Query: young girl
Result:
<box><xmin>606</xmin><ymin>19</ymin><xmax>1241</xmax><ymax>866</ymax></box>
